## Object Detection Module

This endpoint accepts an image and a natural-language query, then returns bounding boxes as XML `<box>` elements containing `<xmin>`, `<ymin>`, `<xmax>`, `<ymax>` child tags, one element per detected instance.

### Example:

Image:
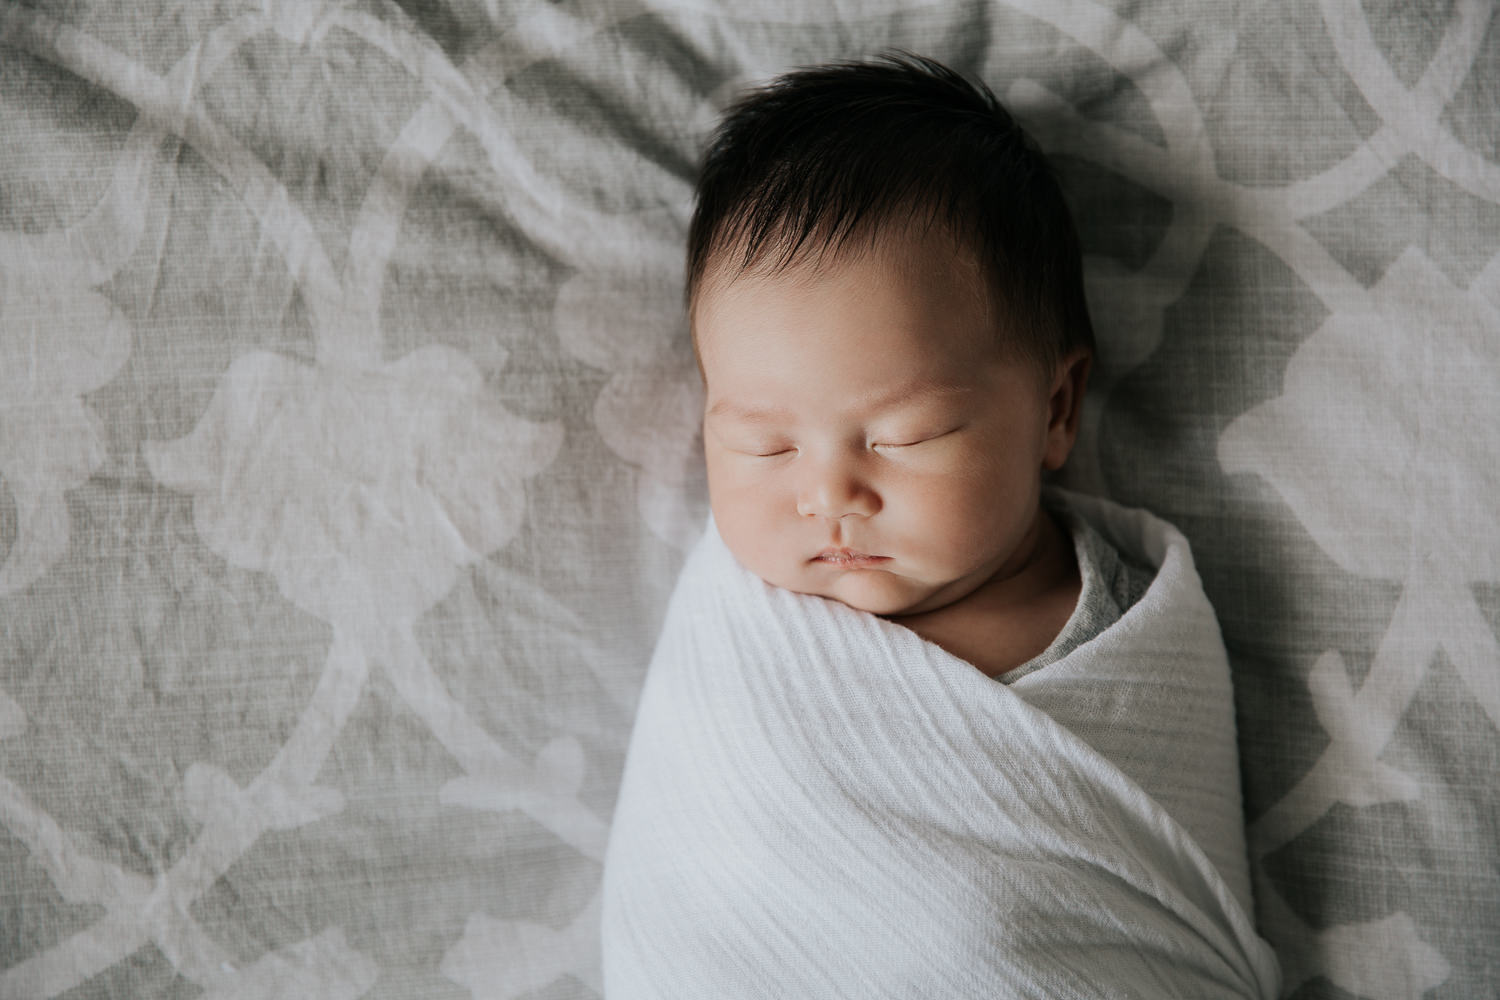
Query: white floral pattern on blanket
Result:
<box><xmin>1</xmin><ymin>1</ymin><xmax>1497</xmax><ymax>997</ymax></box>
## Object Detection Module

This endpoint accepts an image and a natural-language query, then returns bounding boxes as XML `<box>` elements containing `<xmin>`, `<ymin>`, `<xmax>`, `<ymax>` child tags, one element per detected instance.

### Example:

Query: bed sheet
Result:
<box><xmin>1</xmin><ymin>1</ymin><xmax>1496</xmax><ymax>997</ymax></box>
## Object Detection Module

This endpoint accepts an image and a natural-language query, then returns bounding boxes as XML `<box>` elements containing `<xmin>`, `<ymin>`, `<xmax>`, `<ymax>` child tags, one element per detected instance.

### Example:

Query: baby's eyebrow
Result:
<box><xmin>706</xmin><ymin>377</ymin><xmax>971</xmax><ymax>423</ymax></box>
<box><xmin>852</xmin><ymin>377</ymin><xmax>973</xmax><ymax>413</ymax></box>
<box><xmin>705</xmin><ymin>400</ymin><xmax>793</xmax><ymax>422</ymax></box>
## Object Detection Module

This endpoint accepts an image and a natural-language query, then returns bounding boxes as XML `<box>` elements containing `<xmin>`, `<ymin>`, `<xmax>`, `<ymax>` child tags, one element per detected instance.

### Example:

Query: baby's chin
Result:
<box><xmin>783</xmin><ymin>568</ymin><xmax>948</xmax><ymax>618</ymax></box>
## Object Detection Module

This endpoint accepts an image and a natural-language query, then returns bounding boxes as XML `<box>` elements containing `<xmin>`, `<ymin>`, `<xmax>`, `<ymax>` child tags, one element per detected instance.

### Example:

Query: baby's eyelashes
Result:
<box><xmin>705</xmin><ymin>423</ymin><xmax>791</xmax><ymax>457</ymax></box>
<box><xmin>717</xmin><ymin>438</ymin><xmax>795</xmax><ymax>458</ymax></box>
<box><xmin>870</xmin><ymin>425</ymin><xmax>965</xmax><ymax>449</ymax></box>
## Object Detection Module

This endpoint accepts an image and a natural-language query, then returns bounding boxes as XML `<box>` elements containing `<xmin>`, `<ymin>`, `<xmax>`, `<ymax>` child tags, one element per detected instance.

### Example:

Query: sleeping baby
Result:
<box><xmin>602</xmin><ymin>55</ymin><xmax>1281</xmax><ymax>998</ymax></box>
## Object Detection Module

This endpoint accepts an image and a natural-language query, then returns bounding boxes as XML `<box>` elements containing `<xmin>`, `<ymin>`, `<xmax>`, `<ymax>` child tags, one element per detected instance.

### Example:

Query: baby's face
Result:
<box><xmin>696</xmin><ymin>228</ymin><xmax>1078</xmax><ymax>617</ymax></box>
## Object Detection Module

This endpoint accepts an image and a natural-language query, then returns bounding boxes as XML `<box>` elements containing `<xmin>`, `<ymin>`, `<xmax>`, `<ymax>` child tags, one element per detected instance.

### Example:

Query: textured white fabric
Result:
<box><xmin>602</xmin><ymin>494</ymin><xmax>1280</xmax><ymax>998</ymax></box>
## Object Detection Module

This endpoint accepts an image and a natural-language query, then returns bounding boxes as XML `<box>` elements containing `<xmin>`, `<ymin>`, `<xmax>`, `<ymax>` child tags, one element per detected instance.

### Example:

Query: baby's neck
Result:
<box><xmin>888</xmin><ymin>510</ymin><xmax>1080</xmax><ymax>677</ymax></box>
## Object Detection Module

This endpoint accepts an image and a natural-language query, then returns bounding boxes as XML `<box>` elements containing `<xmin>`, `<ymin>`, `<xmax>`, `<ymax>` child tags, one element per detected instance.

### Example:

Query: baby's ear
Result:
<box><xmin>1042</xmin><ymin>349</ymin><xmax>1092</xmax><ymax>471</ymax></box>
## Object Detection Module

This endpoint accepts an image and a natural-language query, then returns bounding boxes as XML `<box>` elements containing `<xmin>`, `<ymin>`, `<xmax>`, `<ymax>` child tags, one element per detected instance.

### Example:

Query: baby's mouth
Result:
<box><xmin>812</xmin><ymin>548</ymin><xmax>890</xmax><ymax>568</ymax></box>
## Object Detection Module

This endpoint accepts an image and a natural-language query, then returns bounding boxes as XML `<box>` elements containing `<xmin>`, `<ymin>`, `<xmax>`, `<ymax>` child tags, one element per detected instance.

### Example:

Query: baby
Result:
<box><xmin>603</xmin><ymin>54</ymin><xmax>1280</xmax><ymax>999</ymax></box>
<box><xmin>690</xmin><ymin>54</ymin><xmax>1138</xmax><ymax>677</ymax></box>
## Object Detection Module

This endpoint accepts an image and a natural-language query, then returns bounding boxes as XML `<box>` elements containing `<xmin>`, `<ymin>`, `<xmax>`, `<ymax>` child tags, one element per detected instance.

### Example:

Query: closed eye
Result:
<box><xmin>733</xmin><ymin>445</ymin><xmax>795</xmax><ymax>458</ymax></box>
<box><xmin>873</xmin><ymin>426</ymin><xmax>962</xmax><ymax>449</ymax></box>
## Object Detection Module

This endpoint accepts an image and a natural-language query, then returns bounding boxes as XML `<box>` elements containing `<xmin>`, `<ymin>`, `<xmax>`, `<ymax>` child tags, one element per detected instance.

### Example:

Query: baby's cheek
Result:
<box><xmin>907</xmin><ymin>482</ymin><xmax>1014</xmax><ymax>567</ymax></box>
<box><xmin>903</xmin><ymin>476</ymin><xmax>987</xmax><ymax>531</ymax></box>
<box><xmin>711</xmin><ymin>487</ymin><xmax>786</xmax><ymax>577</ymax></box>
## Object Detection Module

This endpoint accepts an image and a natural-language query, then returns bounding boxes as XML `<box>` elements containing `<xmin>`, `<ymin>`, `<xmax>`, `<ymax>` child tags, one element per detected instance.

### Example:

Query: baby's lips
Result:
<box><xmin>812</xmin><ymin>548</ymin><xmax>891</xmax><ymax>565</ymax></box>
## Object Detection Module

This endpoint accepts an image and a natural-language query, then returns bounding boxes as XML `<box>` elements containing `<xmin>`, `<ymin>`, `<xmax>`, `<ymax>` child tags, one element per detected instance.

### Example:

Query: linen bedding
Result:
<box><xmin>2</xmin><ymin>1</ymin><xmax>1496</xmax><ymax>998</ymax></box>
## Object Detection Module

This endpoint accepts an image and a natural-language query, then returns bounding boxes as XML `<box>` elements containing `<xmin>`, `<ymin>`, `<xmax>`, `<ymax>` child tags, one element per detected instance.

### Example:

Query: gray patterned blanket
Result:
<box><xmin>1</xmin><ymin>1</ymin><xmax>1495</xmax><ymax>997</ymax></box>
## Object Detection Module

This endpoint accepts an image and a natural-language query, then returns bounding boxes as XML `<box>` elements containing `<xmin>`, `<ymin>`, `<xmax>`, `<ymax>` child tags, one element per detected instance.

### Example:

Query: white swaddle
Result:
<box><xmin>601</xmin><ymin>491</ymin><xmax>1280</xmax><ymax>998</ymax></box>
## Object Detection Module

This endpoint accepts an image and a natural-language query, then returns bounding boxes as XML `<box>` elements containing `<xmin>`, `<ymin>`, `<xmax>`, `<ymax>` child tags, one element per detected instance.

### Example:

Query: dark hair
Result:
<box><xmin>687</xmin><ymin>53</ymin><xmax>1094</xmax><ymax>368</ymax></box>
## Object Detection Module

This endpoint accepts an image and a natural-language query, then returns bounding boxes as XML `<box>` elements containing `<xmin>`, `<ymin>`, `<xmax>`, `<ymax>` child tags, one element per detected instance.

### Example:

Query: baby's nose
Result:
<box><xmin>795</xmin><ymin>455</ymin><xmax>880</xmax><ymax>519</ymax></box>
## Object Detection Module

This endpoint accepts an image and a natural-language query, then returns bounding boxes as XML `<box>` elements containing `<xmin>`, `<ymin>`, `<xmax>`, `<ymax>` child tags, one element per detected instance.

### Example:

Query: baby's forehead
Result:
<box><xmin>693</xmin><ymin>260</ymin><xmax>1054</xmax><ymax>420</ymax></box>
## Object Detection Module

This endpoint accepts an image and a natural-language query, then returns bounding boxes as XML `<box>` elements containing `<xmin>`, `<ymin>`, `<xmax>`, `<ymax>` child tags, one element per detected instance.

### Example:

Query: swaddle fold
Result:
<box><xmin>602</xmin><ymin>491</ymin><xmax>1280</xmax><ymax>999</ymax></box>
